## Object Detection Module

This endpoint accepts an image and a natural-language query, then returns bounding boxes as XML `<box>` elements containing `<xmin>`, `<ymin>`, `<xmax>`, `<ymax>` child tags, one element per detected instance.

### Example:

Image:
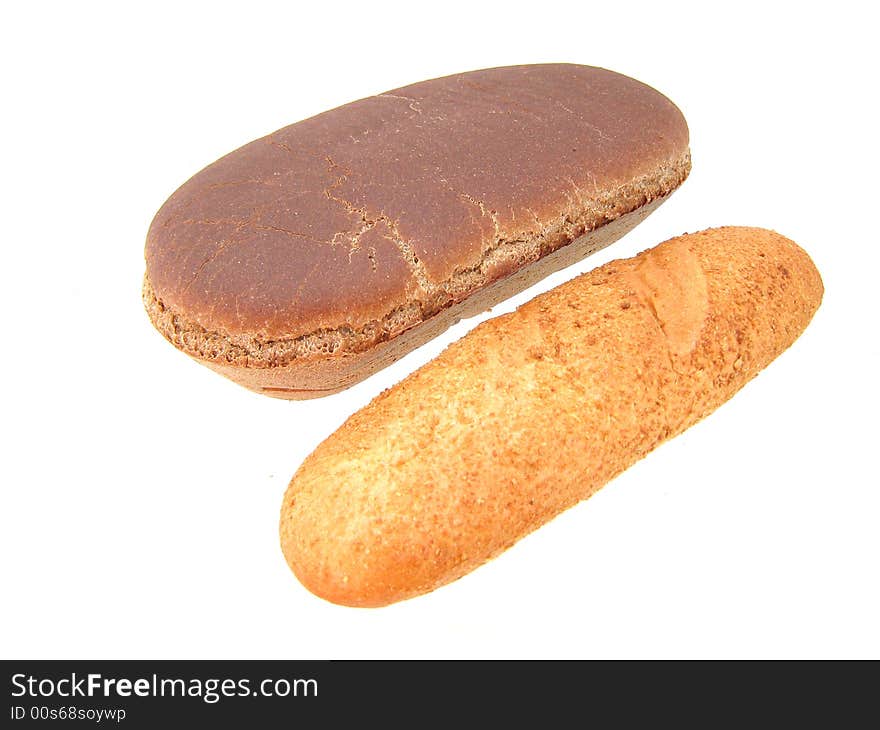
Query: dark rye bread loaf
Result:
<box><xmin>279</xmin><ymin>227</ymin><xmax>824</xmax><ymax>607</ymax></box>
<box><xmin>144</xmin><ymin>64</ymin><xmax>690</xmax><ymax>398</ymax></box>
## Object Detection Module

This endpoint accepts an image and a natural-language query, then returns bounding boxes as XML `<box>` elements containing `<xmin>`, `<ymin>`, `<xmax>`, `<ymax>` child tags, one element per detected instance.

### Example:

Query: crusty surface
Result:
<box><xmin>143</xmin><ymin>64</ymin><xmax>690</xmax><ymax>393</ymax></box>
<box><xmin>279</xmin><ymin>227</ymin><xmax>824</xmax><ymax>607</ymax></box>
<box><xmin>146</xmin><ymin>196</ymin><xmax>668</xmax><ymax>398</ymax></box>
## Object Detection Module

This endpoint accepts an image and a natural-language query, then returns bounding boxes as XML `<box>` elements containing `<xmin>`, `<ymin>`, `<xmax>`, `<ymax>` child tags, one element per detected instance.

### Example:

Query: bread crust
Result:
<box><xmin>279</xmin><ymin>227</ymin><xmax>824</xmax><ymax>606</ymax></box>
<box><xmin>143</xmin><ymin>64</ymin><xmax>690</xmax><ymax>396</ymax></box>
<box><xmin>144</xmin><ymin>195</ymin><xmax>671</xmax><ymax>397</ymax></box>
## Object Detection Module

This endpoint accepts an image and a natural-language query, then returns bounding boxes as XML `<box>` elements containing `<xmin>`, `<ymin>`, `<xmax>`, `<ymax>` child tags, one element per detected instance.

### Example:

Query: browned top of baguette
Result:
<box><xmin>279</xmin><ymin>227</ymin><xmax>823</xmax><ymax>607</ymax></box>
<box><xmin>144</xmin><ymin>64</ymin><xmax>689</xmax><ymax>366</ymax></box>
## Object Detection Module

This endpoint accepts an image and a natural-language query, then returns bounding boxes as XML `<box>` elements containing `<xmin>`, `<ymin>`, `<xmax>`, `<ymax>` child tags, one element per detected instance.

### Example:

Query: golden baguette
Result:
<box><xmin>280</xmin><ymin>226</ymin><xmax>823</xmax><ymax>607</ymax></box>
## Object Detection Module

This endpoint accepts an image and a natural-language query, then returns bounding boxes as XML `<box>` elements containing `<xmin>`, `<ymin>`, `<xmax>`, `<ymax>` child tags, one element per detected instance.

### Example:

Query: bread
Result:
<box><xmin>143</xmin><ymin>64</ymin><xmax>690</xmax><ymax>398</ymax></box>
<box><xmin>279</xmin><ymin>227</ymin><xmax>824</xmax><ymax>607</ymax></box>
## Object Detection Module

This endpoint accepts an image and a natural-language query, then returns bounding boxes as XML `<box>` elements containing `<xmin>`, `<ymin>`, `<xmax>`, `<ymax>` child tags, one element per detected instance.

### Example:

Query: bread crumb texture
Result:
<box><xmin>279</xmin><ymin>226</ymin><xmax>824</xmax><ymax>607</ymax></box>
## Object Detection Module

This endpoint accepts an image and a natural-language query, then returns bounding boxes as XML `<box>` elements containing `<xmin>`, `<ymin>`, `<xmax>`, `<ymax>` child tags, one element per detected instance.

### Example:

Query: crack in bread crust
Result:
<box><xmin>143</xmin><ymin>152</ymin><xmax>690</xmax><ymax>370</ymax></box>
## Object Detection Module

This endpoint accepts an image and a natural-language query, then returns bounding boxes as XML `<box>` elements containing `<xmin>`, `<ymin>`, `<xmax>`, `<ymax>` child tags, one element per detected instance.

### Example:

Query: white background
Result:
<box><xmin>2</xmin><ymin>1</ymin><xmax>877</xmax><ymax>659</ymax></box>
